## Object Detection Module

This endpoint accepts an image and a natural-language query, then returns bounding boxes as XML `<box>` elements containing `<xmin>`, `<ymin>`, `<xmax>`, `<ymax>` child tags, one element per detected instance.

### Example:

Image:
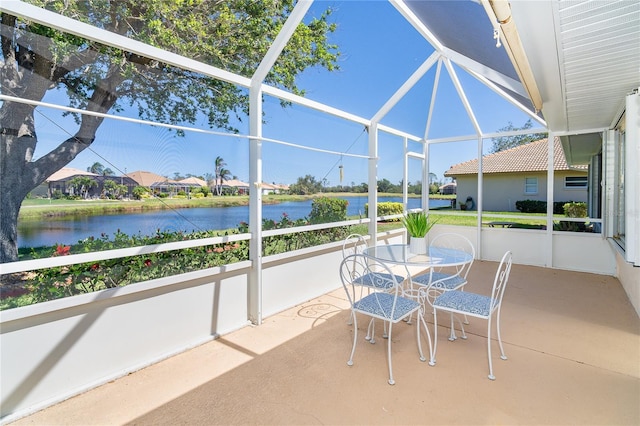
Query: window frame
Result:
<box><xmin>564</xmin><ymin>175</ymin><xmax>588</xmax><ymax>189</ymax></box>
<box><xmin>524</xmin><ymin>177</ymin><xmax>538</xmax><ymax>195</ymax></box>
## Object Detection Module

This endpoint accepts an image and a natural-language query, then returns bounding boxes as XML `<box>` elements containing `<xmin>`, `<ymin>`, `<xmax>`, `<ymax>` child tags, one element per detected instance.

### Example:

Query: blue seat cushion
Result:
<box><xmin>412</xmin><ymin>272</ymin><xmax>466</xmax><ymax>290</ymax></box>
<box><xmin>353</xmin><ymin>273</ymin><xmax>403</xmax><ymax>289</ymax></box>
<box><xmin>354</xmin><ymin>292</ymin><xmax>419</xmax><ymax>322</ymax></box>
<box><xmin>433</xmin><ymin>290</ymin><xmax>494</xmax><ymax>317</ymax></box>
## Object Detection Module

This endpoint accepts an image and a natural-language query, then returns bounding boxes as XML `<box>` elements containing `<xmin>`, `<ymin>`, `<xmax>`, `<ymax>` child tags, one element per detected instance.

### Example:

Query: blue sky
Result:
<box><xmin>34</xmin><ymin>0</ymin><xmax>534</xmax><ymax>187</ymax></box>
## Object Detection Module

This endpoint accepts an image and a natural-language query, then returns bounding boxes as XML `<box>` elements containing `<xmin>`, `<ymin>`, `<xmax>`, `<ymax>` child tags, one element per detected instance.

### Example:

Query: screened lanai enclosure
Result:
<box><xmin>1</xmin><ymin>0</ymin><xmax>638</xmax><ymax>422</ymax></box>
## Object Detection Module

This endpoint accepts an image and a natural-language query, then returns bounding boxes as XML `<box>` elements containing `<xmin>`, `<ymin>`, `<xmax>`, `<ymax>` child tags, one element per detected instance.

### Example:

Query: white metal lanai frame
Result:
<box><xmin>6</xmin><ymin>0</ymin><xmax>630</xmax><ymax>321</ymax></box>
<box><xmin>0</xmin><ymin>0</ymin><xmax>549</xmax><ymax>324</ymax></box>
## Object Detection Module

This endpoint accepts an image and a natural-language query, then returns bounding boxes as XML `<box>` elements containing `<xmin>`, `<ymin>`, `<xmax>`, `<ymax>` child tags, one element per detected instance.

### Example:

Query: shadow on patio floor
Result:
<box><xmin>10</xmin><ymin>261</ymin><xmax>640</xmax><ymax>425</ymax></box>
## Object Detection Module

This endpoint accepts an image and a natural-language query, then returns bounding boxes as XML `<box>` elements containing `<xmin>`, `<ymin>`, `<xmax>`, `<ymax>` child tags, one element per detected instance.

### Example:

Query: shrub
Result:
<box><xmin>365</xmin><ymin>202</ymin><xmax>403</xmax><ymax>219</ymax></box>
<box><xmin>2</xmin><ymin>218</ymin><xmax>355</xmax><ymax>310</ymax></box>
<box><xmin>132</xmin><ymin>186</ymin><xmax>150</xmax><ymax>200</ymax></box>
<box><xmin>515</xmin><ymin>199</ymin><xmax>546</xmax><ymax>213</ymax></box>
<box><xmin>308</xmin><ymin>197</ymin><xmax>348</xmax><ymax>224</ymax></box>
<box><xmin>563</xmin><ymin>202</ymin><xmax>587</xmax><ymax>218</ymax></box>
<box><xmin>516</xmin><ymin>200</ymin><xmax>571</xmax><ymax>214</ymax></box>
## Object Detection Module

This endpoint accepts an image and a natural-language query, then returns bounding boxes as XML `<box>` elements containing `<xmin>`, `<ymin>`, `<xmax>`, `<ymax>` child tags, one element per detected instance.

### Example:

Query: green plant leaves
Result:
<box><xmin>401</xmin><ymin>212</ymin><xmax>437</xmax><ymax>238</ymax></box>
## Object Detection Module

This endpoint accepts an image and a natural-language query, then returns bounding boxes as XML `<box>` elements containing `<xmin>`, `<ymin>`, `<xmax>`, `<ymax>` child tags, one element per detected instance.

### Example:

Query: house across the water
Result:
<box><xmin>445</xmin><ymin>138</ymin><xmax>588</xmax><ymax>212</ymax></box>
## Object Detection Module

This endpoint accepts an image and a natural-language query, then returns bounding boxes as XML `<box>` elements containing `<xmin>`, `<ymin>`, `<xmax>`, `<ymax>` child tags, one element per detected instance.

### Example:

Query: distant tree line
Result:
<box><xmin>288</xmin><ymin>174</ymin><xmax>446</xmax><ymax>195</ymax></box>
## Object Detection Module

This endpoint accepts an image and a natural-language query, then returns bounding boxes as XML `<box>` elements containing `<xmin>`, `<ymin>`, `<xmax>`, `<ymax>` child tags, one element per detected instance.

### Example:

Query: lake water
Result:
<box><xmin>18</xmin><ymin>197</ymin><xmax>450</xmax><ymax>248</ymax></box>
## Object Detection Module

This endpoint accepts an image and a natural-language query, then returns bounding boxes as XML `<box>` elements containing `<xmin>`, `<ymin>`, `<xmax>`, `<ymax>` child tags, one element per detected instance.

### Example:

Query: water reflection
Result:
<box><xmin>18</xmin><ymin>197</ymin><xmax>446</xmax><ymax>248</ymax></box>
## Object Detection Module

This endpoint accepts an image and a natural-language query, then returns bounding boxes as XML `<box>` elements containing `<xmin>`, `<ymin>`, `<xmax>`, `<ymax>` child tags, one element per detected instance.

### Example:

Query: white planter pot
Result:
<box><xmin>409</xmin><ymin>236</ymin><xmax>427</xmax><ymax>254</ymax></box>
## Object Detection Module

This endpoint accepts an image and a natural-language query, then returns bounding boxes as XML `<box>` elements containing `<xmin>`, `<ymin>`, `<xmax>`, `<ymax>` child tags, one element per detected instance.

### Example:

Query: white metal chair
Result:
<box><xmin>428</xmin><ymin>251</ymin><xmax>513</xmax><ymax>380</ymax></box>
<box><xmin>342</xmin><ymin>234</ymin><xmax>405</xmax><ymax>342</ymax></box>
<box><xmin>340</xmin><ymin>253</ymin><xmax>430</xmax><ymax>385</ymax></box>
<box><xmin>412</xmin><ymin>233</ymin><xmax>475</xmax><ymax>339</ymax></box>
<box><xmin>413</xmin><ymin>233</ymin><xmax>475</xmax><ymax>292</ymax></box>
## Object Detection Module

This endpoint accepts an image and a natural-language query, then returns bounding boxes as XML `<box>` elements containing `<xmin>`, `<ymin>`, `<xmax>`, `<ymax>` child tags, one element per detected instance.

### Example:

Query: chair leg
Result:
<box><xmin>347</xmin><ymin>310</ymin><xmax>354</xmax><ymax>326</ymax></box>
<box><xmin>416</xmin><ymin>311</ymin><xmax>424</xmax><ymax>362</ymax></box>
<box><xmin>487</xmin><ymin>317</ymin><xmax>495</xmax><ymax>380</ymax></box>
<box><xmin>382</xmin><ymin>320</ymin><xmax>388</xmax><ymax>339</ymax></box>
<box><xmin>460</xmin><ymin>287</ymin><xmax>470</xmax><ymax>325</ymax></box>
<box><xmin>448</xmin><ymin>313</ymin><xmax>457</xmax><ymax>341</ymax></box>
<box><xmin>455</xmin><ymin>314</ymin><xmax>467</xmax><ymax>340</ymax></box>
<box><xmin>366</xmin><ymin>318</ymin><xmax>376</xmax><ymax>343</ymax></box>
<box><xmin>387</xmin><ymin>322</ymin><xmax>395</xmax><ymax>385</ymax></box>
<box><xmin>431</xmin><ymin>306</ymin><xmax>438</xmax><ymax>365</ymax></box>
<box><xmin>405</xmin><ymin>312</ymin><xmax>413</xmax><ymax>325</ymax></box>
<box><xmin>496</xmin><ymin>308</ymin><xmax>507</xmax><ymax>361</ymax></box>
<box><xmin>418</xmin><ymin>308</ymin><xmax>435</xmax><ymax>365</ymax></box>
<box><xmin>347</xmin><ymin>312</ymin><xmax>358</xmax><ymax>367</ymax></box>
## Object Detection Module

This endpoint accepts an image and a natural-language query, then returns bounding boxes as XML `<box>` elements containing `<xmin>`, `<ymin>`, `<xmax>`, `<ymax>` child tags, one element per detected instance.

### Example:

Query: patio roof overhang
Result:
<box><xmin>508</xmin><ymin>0</ymin><xmax>640</xmax><ymax>165</ymax></box>
<box><xmin>396</xmin><ymin>0</ymin><xmax>639</xmax><ymax>165</ymax></box>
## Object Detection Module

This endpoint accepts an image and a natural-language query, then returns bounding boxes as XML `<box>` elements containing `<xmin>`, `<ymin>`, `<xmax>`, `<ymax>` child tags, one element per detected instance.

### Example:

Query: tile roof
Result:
<box><xmin>46</xmin><ymin>167</ymin><xmax>98</xmax><ymax>181</ymax></box>
<box><xmin>261</xmin><ymin>182</ymin><xmax>290</xmax><ymax>191</ymax></box>
<box><xmin>178</xmin><ymin>177</ymin><xmax>207</xmax><ymax>186</ymax></box>
<box><xmin>222</xmin><ymin>179</ymin><xmax>250</xmax><ymax>188</ymax></box>
<box><xmin>444</xmin><ymin>137</ymin><xmax>588</xmax><ymax>176</ymax></box>
<box><xmin>125</xmin><ymin>170</ymin><xmax>172</xmax><ymax>187</ymax></box>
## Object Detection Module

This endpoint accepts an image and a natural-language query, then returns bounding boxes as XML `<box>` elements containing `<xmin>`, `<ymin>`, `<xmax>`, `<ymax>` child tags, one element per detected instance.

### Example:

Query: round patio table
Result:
<box><xmin>363</xmin><ymin>243</ymin><xmax>474</xmax><ymax>356</ymax></box>
<box><xmin>363</xmin><ymin>244</ymin><xmax>473</xmax><ymax>269</ymax></box>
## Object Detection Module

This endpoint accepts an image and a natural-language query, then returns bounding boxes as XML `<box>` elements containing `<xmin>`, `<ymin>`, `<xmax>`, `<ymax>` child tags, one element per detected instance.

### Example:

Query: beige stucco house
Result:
<box><xmin>445</xmin><ymin>138</ymin><xmax>588</xmax><ymax>212</ymax></box>
<box><xmin>221</xmin><ymin>179</ymin><xmax>250</xmax><ymax>195</ymax></box>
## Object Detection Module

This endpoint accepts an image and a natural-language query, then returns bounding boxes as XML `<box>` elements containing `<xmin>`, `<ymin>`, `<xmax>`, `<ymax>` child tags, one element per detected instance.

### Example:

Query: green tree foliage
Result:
<box><xmin>102</xmin><ymin>180</ymin><xmax>127</xmax><ymax>199</ymax></box>
<box><xmin>0</xmin><ymin>1</ymin><xmax>339</xmax><ymax>261</ymax></box>
<box><xmin>377</xmin><ymin>178</ymin><xmax>396</xmax><ymax>193</ymax></box>
<box><xmin>407</xmin><ymin>181</ymin><xmax>422</xmax><ymax>195</ymax></box>
<box><xmin>308</xmin><ymin>197</ymin><xmax>347</xmax><ymax>224</ymax></box>
<box><xmin>213</xmin><ymin>156</ymin><xmax>233</xmax><ymax>196</ymax></box>
<box><xmin>132</xmin><ymin>186</ymin><xmax>150</xmax><ymax>200</ymax></box>
<box><xmin>87</xmin><ymin>162</ymin><xmax>105</xmax><ymax>175</ymax></box>
<box><xmin>67</xmin><ymin>176</ymin><xmax>97</xmax><ymax>199</ymax></box>
<box><xmin>490</xmin><ymin>119</ymin><xmax>547</xmax><ymax>153</ymax></box>
<box><xmin>193</xmin><ymin>185</ymin><xmax>211</xmax><ymax>197</ymax></box>
<box><xmin>289</xmin><ymin>175</ymin><xmax>323</xmax><ymax>195</ymax></box>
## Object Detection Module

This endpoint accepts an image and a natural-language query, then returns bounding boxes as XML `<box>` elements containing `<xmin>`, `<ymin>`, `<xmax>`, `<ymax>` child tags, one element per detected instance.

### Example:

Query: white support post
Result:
<box><xmin>477</xmin><ymin>136</ymin><xmax>483</xmax><ymax>259</ymax></box>
<box><xmin>368</xmin><ymin>123</ymin><xmax>379</xmax><ymax>245</ymax></box>
<box><xmin>423</xmin><ymin>141</ymin><xmax>430</xmax><ymax>216</ymax></box>
<box><xmin>403</xmin><ymin>137</ymin><xmax>409</xmax><ymax>212</ymax></box>
<box><xmin>625</xmin><ymin>90</ymin><xmax>640</xmax><ymax>265</ymax></box>
<box><xmin>546</xmin><ymin>133</ymin><xmax>555</xmax><ymax>268</ymax></box>
<box><xmin>245</xmin><ymin>0</ymin><xmax>311</xmax><ymax>325</ymax></box>
<box><xmin>603</xmin><ymin>130</ymin><xmax>617</xmax><ymax>239</ymax></box>
<box><xmin>248</xmin><ymin>86</ymin><xmax>263</xmax><ymax>325</ymax></box>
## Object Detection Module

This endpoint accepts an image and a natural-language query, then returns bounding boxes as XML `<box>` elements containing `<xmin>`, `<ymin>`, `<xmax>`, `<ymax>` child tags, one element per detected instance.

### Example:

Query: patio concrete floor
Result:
<box><xmin>9</xmin><ymin>260</ymin><xmax>640</xmax><ymax>425</ymax></box>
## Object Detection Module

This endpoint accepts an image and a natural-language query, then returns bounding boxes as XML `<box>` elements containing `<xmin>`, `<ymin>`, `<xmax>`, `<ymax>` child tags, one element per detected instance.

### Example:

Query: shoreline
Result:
<box><xmin>19</xmin><ymin>193</ymin><xmax>454</xmax><ymax>221</ymax></box>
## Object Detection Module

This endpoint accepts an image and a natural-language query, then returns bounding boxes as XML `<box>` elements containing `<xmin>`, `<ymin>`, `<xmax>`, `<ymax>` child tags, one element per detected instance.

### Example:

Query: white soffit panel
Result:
<box><xmin>514</xmin><ymin>0</ymin><xmax>640</xmax><ymax>133</ymax></box>
<box><xmin>558</xmin><ymin>0</ymin><xmax>640</xmax><ymax>131</ymax></box>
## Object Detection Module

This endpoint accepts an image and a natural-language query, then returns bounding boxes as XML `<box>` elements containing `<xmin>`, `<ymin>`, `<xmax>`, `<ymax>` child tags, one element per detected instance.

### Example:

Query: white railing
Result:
<box><xmin>0</xmin><ymin>224</ymin><xmax>618</xmax><ymax>423</ymax></box>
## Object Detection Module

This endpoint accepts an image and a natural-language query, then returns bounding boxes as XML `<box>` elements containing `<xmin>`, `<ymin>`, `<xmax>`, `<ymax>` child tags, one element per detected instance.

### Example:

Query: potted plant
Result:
<box><xmin>401</xmin><ymin>211</ymin><xmax>437</xmax><ymax>254</ymax></box>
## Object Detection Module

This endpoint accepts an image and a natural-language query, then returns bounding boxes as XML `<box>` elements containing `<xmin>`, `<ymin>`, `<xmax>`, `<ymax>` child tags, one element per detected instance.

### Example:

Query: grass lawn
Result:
<box><xmin>19</xmin><ymin>193</ymin><xmax>555</xmax><ymax>230</ymax></box>
<box><xmin>19</xmin><ymin>193</ymin><xmax>453</xmax><ymax>220</ymax></box>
